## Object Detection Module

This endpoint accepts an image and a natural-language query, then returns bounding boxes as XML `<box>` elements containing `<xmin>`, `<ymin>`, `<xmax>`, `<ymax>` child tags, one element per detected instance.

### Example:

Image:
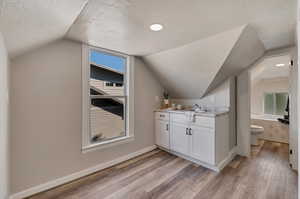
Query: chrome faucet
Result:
<box><xmin>192</xmin><ymin>104</ymin><xmax>201</xmax><ymax>111</ymax></box>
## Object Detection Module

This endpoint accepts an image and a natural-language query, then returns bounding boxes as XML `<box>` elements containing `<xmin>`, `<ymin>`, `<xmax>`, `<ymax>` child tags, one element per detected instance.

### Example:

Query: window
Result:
<box><xmin>103</xmin><ymin>82</ymin><xmax>124</xmax><ymax>88</ymax></box>
<box><xmin>105</xmin><ymin>82</ymin><xmax>114</xmax><ymax>87</ymax></box>
<box><xmin>82</xmin><ymin>45</ymin><xmax>134</xmax><ymax>151</ymax></box>
<box><xmin>115</xmin><ymin>83</ymin><xmax>123</xmax><ymax>87</ymax></box>
<box><xmin>264</xmin><ymin>92</ymin><xmax>288</xmax><ymax>116</ymax></box>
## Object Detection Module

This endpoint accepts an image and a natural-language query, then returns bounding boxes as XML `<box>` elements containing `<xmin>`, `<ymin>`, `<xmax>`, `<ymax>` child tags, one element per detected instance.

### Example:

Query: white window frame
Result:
<box><xmin>82</xmin><ymin>44</ymin><xmax>134</xmax><ymax>152</ymax></box>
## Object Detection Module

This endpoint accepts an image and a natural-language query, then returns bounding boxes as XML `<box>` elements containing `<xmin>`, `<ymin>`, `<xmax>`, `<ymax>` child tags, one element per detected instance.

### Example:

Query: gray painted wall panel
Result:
<box><xmin>10</xmin><ymin>39</ymin><xmax>163</xmax><ymax>194</ymax></box>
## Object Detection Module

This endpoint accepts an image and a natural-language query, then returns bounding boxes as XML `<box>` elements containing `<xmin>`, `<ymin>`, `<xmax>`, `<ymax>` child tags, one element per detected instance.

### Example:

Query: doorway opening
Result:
<box><xmin>249</xmin><ymin>52</ymin><xmax>297</xmax><ymax>169</ymax></box>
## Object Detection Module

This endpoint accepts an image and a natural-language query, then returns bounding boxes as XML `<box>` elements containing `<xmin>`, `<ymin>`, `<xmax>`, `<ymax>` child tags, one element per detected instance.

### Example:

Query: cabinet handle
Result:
<box><xmin>166</xmin><ymin>124</ymin><xmax>169</xmax><ymax>131</ymax></box>
<box><xmin>186</xmin><ymin>128</ymin><xmax>189</xmax><ymax>135</ymax></box>
<box><xmin>189</xmin><ymin>128</ymin><xmax>192</xmax><ymax>135</ymax></box>
<box><xmin>160</xmin><ymin>114</ymin><xmax>165</xmax><ymax>117</ymax></box>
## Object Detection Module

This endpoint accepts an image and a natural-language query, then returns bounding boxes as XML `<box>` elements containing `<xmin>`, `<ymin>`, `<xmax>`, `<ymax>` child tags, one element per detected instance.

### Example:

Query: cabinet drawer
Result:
<box><xmin>170</xmin><ymin>113</ymin><xmax>189</xmax><ymax>124</ymax></box>
<box><xmin>193</xmin><ymin>116</ymin><xmax>215</xmax><ymax>128</ymax></box>
<box><xmin>155</xmin><ymin>112</ymin><xmax>170</xmax><ymax>121</ymax></box>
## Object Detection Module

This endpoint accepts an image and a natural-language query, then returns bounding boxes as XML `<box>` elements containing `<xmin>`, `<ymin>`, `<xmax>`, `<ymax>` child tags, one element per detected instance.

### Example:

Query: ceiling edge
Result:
<box><xmin>64</xmin><ymin>0</ymin><xmax>89</xmax><ymax>37</ymax></box>
<box><xmin>202</xmin><ymin>25</ymin><xmax>265</xmax><ymax>97</ymax></box>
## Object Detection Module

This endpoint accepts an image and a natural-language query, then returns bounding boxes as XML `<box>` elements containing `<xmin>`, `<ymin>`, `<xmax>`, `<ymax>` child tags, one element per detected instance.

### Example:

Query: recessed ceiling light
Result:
<box><xmin>150</xmin><ymin>24</ymin><xmax>163</xmax><ymax>31</ymax></box>
<box><xmin>275</xmin><ymin>63</ymin><xmax>285</xmax><ymax>67</ymax></box>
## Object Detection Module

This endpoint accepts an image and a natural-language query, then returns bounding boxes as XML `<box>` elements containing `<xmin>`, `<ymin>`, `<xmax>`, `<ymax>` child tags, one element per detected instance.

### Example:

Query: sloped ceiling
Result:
<box><xmin>143</xmin><ymin>26</ymin><xmax>246</xmax><ymax>98</ymax></box>
<box><xmin>0</xmin><ymin>0</ymin><xmax>296</xmax><ymax>57</ymax></box>
<box><xmin>0</xmin><ymin>0</ymin><xmax>88</xmax><ymax>58</ymax></box>
<box><xmin>0</xmin><ymin>0</ymin><xmax>296</xmax><ymax>99</ymax></box>
<box><xmin>67</xmin><ymin>0</ymin><xmax>296</xmax><ymax>55</ymax></box>
<box><xmin>203</xmin><ymin>25</ymin><xmax>265</xmax><ymax>95</ymax></box>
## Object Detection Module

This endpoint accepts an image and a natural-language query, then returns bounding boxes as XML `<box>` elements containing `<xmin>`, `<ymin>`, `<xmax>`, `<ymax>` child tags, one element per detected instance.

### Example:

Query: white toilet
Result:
<box><xmin>251</xmin><ymin>125</ymin><xmax>264</xmax><ymax>145</ymax></box>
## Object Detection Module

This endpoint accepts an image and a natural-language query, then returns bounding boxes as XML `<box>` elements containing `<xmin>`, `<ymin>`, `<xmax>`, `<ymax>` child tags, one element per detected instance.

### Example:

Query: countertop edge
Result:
<box><xmin>154</xmin><ymin>109</ymin><xmax>229</xmax><ymax>117</ymax></box>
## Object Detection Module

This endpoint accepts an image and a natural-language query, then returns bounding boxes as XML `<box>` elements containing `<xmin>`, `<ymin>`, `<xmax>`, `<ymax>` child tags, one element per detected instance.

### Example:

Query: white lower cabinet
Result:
<box><xmin>170</xmin><ymin>123</ymin><xmax>215</xmax><ymax>165</ymax></box>
<box><xmin>170</xmin><ymin>123</ymin><xmax>189</xmax><ymax>156</ymax></box>
<box><xmin>155</xmin><ymin>112</ymin><xmax>170</xmax><ymax>149</ymax></box>
<box><xmin>190</xmin><ymin>125</ymin><xmax>215</xmax><ymax>165</ymax></box>
<box><xmin>155</xmin><ymin>111</ymin><xmax>230</xmax><ymax>171</ymax></box>
<box><xmin>155</xmin><ymin>120</ymin><xmax>170</xmax><ymax>149</ymax></box>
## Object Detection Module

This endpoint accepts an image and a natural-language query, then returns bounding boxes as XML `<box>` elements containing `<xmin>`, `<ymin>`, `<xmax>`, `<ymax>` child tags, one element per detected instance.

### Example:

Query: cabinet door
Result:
<box><xmin>190</xmin><ymin>126</ymin><xmax>215</xmax><ymax>165</ymax></box>
<box><xmin>170</xmin><ymin>122</ymin><xmax>189</xmax><ymax>156</ymax></box>
<box><xmin>155</xmin><ymin>120</ymin><xmax>170</xmax><ymax>149</ymax></box>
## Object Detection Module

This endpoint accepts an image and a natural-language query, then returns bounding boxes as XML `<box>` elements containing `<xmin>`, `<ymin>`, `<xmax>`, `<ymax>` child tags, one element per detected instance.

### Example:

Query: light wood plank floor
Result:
<box><xmin>27</xmin><ymin>140</ymin><xmax>297</xmax><ymax>199</ymax></box>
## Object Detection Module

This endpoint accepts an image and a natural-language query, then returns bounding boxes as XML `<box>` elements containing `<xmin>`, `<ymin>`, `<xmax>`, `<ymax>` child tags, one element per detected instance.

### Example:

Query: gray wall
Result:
<box><xmin>171</xmin><ymin>79</ymin><xmax>231</xmax><ymax>108</ymax></box>
<box><xmin>237</xmin><ymin>70</ymin><xmax>251</xmax><ymax>157</ymax></box>
<box><xmin>10</xmin><ymin>39</ymin><xmax>163</xmax><ymax>194</ymax></box>
<box><xmin>0</xmin><ymin>32</ymin><xmax>10</xmax><ymax>199</ymax></box>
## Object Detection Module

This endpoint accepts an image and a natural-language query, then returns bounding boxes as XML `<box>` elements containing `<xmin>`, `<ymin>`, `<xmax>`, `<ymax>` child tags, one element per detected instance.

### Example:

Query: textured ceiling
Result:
<box><xmin>0</xmin><ymin>0</ymin><xmax>88</xmax><ymax>58</ymax></box>
<box><xmin>67</xmin><ymin>0</ymin><xmax>297</xmax><ymax>56</ymax></box>
<box><xmin>0</xmin><ymin>0</ymin><xmax>296</xmax><ymax>57</ymax></box>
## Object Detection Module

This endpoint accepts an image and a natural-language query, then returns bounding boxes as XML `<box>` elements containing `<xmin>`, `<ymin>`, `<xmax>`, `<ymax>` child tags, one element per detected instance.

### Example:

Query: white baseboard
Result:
<box><xmin>217</xmin><ymin>146</ymin><xmax>237</xmax><ymax>171</ymax></box>
<box><xmin>171</xmin><ymin>150</ymin><xmax>220</xmax><ymax>172</ymax></box>
<box><xmin>158</xmin><ymin>146</ymin><xmax>237</xmax><ymax>172</ymax></box>
<box><xmin>9</xmin><ymin>145</ymin><xmax>157</xmax><ymax>199</ymax></box>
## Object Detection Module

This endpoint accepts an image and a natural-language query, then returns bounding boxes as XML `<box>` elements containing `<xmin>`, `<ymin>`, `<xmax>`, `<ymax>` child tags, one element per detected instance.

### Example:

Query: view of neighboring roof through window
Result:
<box><xmin>90</xmin><ymin>50</ymin><xmax>125</xmax><ymax>73</ymax></box>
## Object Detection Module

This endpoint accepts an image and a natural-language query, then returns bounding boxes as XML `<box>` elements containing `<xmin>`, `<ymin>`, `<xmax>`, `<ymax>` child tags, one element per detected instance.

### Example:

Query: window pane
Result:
<box><xmin>90</xmin><ymin>97</ymin><xmax>126</xmax><ymax>143</ymax></box>
<box><xmin>90</xmin><ymin>50</ymin><xmax>125</xmax><ymax>96</ymax></box>
<box><xmin>105</xmin><ymin>82</ymin><xmax>114</xmax><ymax>87</ymax></box>
<box><xmin>115</xmin><ymin>83</ymin><xmax>123</xmax><ymax>87</ymax></box>
<box><xmin>90</xmin><ymin>50</ymin><xmax>125</xmax><ymax>73</ymax></box>
<box><xmin>264</xmin><ymin>93</ymin><xmax>274</xmax><ymax>114</ymax></box>
<box><xmin>275</xmin><ymin>93</ymin><xmax>288</xmax><ymax>115</ymax></box>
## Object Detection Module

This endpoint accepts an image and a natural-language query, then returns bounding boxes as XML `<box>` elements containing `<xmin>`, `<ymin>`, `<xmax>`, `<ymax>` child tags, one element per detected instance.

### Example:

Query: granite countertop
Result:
<box><xmin>155</xmin><ymin>109</ymin><xmax>229</xmax><ymax>117</ymax></box>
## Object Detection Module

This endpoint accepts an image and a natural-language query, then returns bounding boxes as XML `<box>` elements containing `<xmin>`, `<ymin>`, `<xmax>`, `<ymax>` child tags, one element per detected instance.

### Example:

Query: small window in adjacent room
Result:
<box><xmin>264</xmin><ymin>92</ymin><xmax>288</xmax><ymax>116</ymax></box>
<box><xmin>82</xmin><ymin>45</ymin><xmax>134</xmax><ymax>151</ymax></box>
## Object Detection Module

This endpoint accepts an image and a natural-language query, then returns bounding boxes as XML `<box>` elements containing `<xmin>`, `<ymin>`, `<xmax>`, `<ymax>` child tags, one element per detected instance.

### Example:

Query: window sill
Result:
<box><xmin>82</xmin><ymin>136</ymin><xmax>134</xmax><ymax>153</ymax></box>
